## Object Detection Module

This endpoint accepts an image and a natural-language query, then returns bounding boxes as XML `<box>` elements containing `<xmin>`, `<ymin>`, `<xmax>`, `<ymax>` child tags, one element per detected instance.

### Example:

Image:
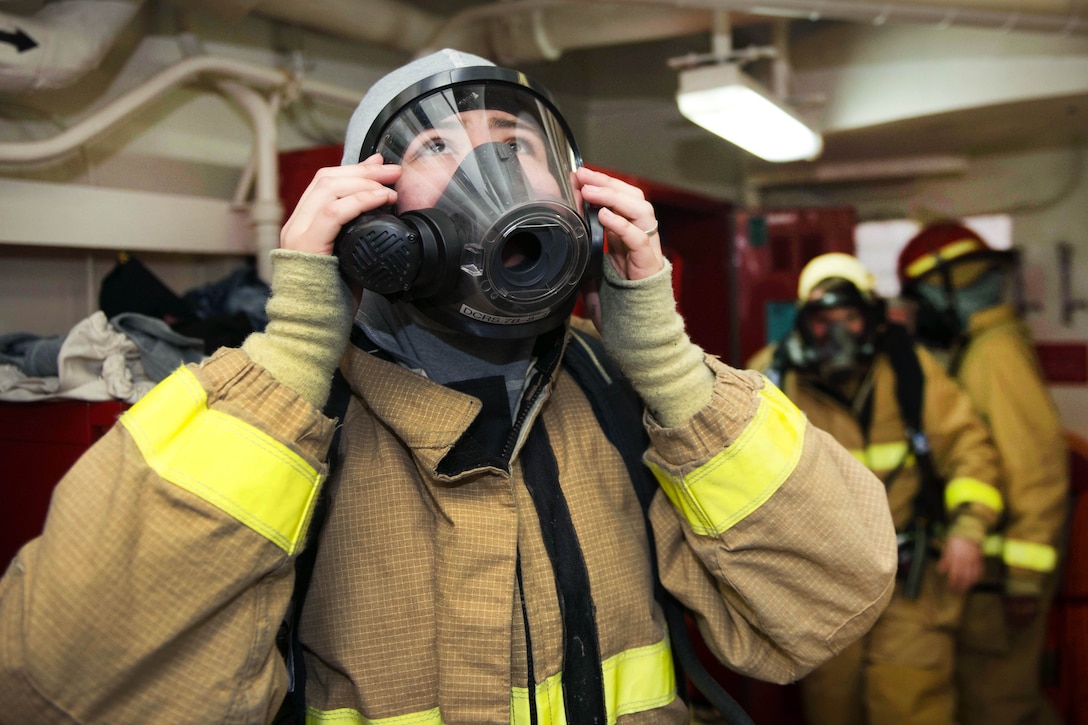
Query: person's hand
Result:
<box><xmin>1003</xmin><ymin>594</ymin><xmax>1042</xmax><ymax>632</ymax></box>
<box><xmin>279</xmin><ymin>154</ymin><xmax>400</xmax><ymax>256</ymax></box>
<box><xmin>937</xmin><ymin>535</ymin><xmax>984</xmax><ymax>594</ymax></box>
<box><xmin>575</xmin><ymin>167</ymin><xmax>663</xmax><ymax>282</ymax></box>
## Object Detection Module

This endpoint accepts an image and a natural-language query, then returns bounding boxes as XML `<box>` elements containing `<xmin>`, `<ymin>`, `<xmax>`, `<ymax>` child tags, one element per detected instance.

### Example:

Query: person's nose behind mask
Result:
<box><xmin>336</xmin><ymin>140</ymin><xmax>593</xmax><ymax>339</ymax></box>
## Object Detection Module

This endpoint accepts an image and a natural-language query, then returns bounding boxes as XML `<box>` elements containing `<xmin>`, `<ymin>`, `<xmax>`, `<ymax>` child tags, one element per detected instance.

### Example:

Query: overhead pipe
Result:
<box><xmin>0</xmin><ymin>53</ymin><xmax>364</xmax><ymax>282</ymax></box>
<box><xmin>215</xmin><ymin>80</ymin><xmax>282</xmax><ymax>283</ymax></box>
<box><xmin>247</xmin><ymin>0</ymin><xmax>445</xmax><ymax>53</ymax></box>
<box><xmin>0</xmin><ymin>0</ymin><xmax>144</xmax><ymax>93</ymax></box>
<box><xmin>610</xmin><ymin>0</ymin><xmax>1086</xmax><ymax>36</ymax></box>
<box><xmin>0</xmin><ymin>53</ymin><xmax>360</xmax><ymax>164</ymax></box>
<box><xmin>416</xmin><ymin>0</ymin><xmax>715</xmax><ymax>62</ymax></box>
<box><xmin>245</xmin><ymin>0</ymin><xmax>1088</xmax><ymax>65</ymax></box>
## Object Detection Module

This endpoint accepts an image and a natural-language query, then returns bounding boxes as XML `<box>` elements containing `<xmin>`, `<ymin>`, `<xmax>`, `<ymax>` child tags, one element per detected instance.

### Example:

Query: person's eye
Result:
<box><xmin>405</xmin><ymin>133</ymin><xmax>453</xmax><ymax>162</ymax></box>
<box><xmin>507</xmin><ymin>133</ymin><xmax>543</xmax><ymax>156</ymax></box>
<box><xmin>419</xmin><ymin>137</ymin><xmax>450</xmax><ymax>156</ymax></box>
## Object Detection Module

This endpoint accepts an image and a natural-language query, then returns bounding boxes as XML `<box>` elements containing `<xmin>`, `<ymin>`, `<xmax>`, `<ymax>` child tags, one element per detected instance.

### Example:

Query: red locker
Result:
<box><xmin>732</xmin><ymin>208</ymin><xmax>856</xmax><ymax>366</ymax></box>
<box><xmin>0</xmin><ymin>400</ymin><xmax>128</xmax><ymax>569</ymax></box>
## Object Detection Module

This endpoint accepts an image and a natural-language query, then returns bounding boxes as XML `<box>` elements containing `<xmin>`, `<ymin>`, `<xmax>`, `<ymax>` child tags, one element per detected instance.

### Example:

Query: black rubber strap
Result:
<box><xmin>521</xmin><ymin>421</ymin><xmax>608</xmax><ymax>724</ymax></box>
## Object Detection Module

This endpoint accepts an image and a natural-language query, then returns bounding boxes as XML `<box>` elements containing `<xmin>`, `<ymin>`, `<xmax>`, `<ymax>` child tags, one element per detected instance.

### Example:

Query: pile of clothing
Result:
<box><xmin>0</xmin><ymin>256</ymin><xmax>269</xmax><ymax>403</ymax></box>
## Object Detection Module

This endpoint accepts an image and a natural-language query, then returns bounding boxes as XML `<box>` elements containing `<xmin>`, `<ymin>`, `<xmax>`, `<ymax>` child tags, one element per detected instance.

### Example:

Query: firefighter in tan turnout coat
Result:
<box><xmin>0</xmin><ymin>52</ymin><xmax>897</xmax><ymax>724</ymax></box>
<box><xmin>750</xmin><ymin>252</ymin><xmax>1005</xmax><ymax>725</ymax></box>
<box><xmin>898</xmin><ymin>222</ymin><xmax>1069</xmax><ymax>725</ymax></box>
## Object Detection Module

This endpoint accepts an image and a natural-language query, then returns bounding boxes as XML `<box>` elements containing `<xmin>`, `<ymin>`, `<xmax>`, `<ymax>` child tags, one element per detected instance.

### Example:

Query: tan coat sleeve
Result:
<box><xmin>916</xmin><ymin>346</ymin><xmax>1004</xmax><ymax>541</ymax></box>
<box><xmin>644</xmin><ymin>357</ymin><xmax>897</xmax><ymax>684</ymax></box>
<box><xmin>959</xmin><ymin>322</ymin><xmax>1069</xmax><ymax>590</ymax></box>
<box><xmin>0</xmin><ymin>349</ymin><xmax>336</xmax><ymax>724</ymax></box>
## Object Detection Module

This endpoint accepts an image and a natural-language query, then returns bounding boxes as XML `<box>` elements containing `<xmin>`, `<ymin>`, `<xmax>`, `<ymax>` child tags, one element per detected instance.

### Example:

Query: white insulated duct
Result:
<box><xmin>416</xmin><ymin>1</ymin><xmax>716</xmax><ymax>63</ymax></box>
<box><xmin>249</xmin><ymin>0</ymin><xmax>446</xmax><ymax>53</ymax></box>
<box><xmin>0</xmin><ymin>0</ymin><xmax>144</xmax><ymax>93</ymax></box>
<box><xmin>243</xmin><ymin>0</ymin><xmax>1088</xmax><ymax>64</ymax></box>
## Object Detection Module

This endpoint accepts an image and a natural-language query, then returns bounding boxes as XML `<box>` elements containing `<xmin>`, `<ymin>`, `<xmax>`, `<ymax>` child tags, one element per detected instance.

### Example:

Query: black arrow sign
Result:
<box><xmin>0</xmin><ymin>27</ymin><xmax>38</xmax><ymax>53</ymax></box>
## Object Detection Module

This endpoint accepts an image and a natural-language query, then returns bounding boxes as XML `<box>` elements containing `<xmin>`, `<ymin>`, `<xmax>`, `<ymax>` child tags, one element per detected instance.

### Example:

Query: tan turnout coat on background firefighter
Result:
<box><xmin>0</xmin><ymin>319</ymin><xmax>898</xmax><ymax>723</ymax></box>
<box><xmin>953</xmin><ymin>305</ymin><xmax>1069</xmax><ymax>725</ymax></box>
<box><xmin>896</xmin><ymin>220</ymin><xmax>1069</xmax><ymax>725</ymax></box>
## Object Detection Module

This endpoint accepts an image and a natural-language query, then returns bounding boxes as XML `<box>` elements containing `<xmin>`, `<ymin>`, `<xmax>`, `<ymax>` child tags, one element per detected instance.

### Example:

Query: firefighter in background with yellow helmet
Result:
<box><xmin>898</xmin><ymin>222</ymin><xmax>1069</xmax><ymax>725</ymax></box>
<box><xmin>750</xmin><ymin>252</ymin><xmax>1004</xmax><ymax>725</ymax></box>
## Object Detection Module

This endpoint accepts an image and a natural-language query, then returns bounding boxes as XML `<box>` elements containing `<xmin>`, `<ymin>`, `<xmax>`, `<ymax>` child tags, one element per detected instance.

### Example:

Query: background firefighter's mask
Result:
<box><xmin>789</xmin><ymin>278</ymin><xmax>884</xmax><ymax>384</ymax></box>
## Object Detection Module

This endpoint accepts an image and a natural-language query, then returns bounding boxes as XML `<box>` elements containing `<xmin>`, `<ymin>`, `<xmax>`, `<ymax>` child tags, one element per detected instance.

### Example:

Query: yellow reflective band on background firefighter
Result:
<box><xmin>904</xmin><ymin>239</ymin><xmax>982</xmax><ymax>279</ymax></box>
<box><xmin>119</xmin><ymin>366</ymin><xmax>321</xmax><ymax>555</ymax></box>
<box><xmin>648</xmin><ymin>379</ymin><xmax>806</xmax><ymax>536</ymax></box>
<box><xmin>1003</xmin><ymin>538</ymin><xmax>1059</xmax><ymax>573</ymax></box>
<box><xmin>848</xmin><ymin>441</ymin><xmax>912</xmax><ymax>473</ymax></box>
<box><xmin>944</xmin><ymin>477</ymin><xmax>1004</xmax><ymax>515</ymax></box>
<box><xmin>302</xmin><ymin>638</ymin><xmax>675</xmax><ymax>725</ymax></box>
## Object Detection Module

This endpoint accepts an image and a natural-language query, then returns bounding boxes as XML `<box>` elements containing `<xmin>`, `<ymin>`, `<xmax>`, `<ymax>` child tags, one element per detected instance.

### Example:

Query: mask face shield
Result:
<box><xmin>354</xmin><ymin>69</ymin><xmax>596</xmax><ymax>339</ymax></box>
<box><xmin>901</xmin><ymin>248</ymin><xmax>1016</xmax><ymax>348</ymax></box>
<box><xmin>790</xmin><ymin>279</ymin><xmax>882</xmax><ymax>384</ymax></box>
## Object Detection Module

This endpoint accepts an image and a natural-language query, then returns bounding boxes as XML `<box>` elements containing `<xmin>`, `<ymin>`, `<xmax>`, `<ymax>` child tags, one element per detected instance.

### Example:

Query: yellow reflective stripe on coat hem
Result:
<box><xmin>944</xmin><ymin>477</ymin><xmax>1003</xmax><ymax>515</ymax></box>
<box><xmin>119</xmin><ymin>366</ymin><xmax>321</xmax><ymax>554</ymax></box>
<box><xmin>511</xmin><ymin>635</ymin><xmax>676</xmax><ymax>724</ymax></box>
<box><xmin>306</xmin><ymin>707</ymin><xmax>442</xmax><ymax>724</ymax></box>
<box><xmin>304</xmin><ymin>638</ymin><xmax>675</xmax><ymax>725</ymax></box>
<box><xmin>650</xmin><ymin>379</ymin><xmax>806</xmax><ymax>536</ymax></box>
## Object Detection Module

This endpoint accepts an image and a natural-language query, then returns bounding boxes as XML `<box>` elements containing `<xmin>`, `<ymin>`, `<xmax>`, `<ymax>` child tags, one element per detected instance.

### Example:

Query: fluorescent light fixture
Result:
<box><xmin>677</xmin><ymin>63</ymin><xmax>823</xmax><ymax>163</ymax></box>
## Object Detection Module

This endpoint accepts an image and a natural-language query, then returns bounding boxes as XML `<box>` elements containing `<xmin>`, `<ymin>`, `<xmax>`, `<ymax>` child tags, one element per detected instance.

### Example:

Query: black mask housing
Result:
<box><xmin>899</xmin><ymin>248</ymin><xmax>1017</xmax><ymax>349</ymax></box>
<box><xmin>787</xmin><ymin>279</ymin><xmax>885</xmax><ymax>383</ymax></box>
<box><xmin>335</xmin><ymin>66</ymin><xmax>602</xmax><ymax>339</ymax></box>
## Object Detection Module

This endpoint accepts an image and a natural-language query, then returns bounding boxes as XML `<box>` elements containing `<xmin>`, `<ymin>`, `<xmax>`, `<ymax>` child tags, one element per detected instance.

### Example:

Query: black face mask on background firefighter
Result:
<box><xmin>334</xmin><ymin>65</ymin><xmax>601</xmax><ymax>340</ymax></box>
<box><xmin>790</xmin><ymin>280</ymin><xmax>882</xmax><ymax>386</ymax></box>
<box><xmin>783</xmin><ymin>253</ymin><xmax>885</xmax><ymax>387</ymax></box>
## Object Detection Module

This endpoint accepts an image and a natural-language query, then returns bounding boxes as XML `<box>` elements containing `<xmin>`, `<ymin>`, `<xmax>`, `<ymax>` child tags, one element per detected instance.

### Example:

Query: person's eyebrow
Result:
<box><xmin>489</xmin><ymin>116</ymin><xmax>518</xmax><ymax>130</ymax></box>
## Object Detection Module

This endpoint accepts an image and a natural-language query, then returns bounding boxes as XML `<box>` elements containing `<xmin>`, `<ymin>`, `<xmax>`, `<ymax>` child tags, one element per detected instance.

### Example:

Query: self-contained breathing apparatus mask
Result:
<box><xmin>334</xmin><ymin>66</ymin><xmax>602</xmax><ymax>340</ymax></box>
<box><xmin>901</xmin><ymin>259</ymin><xmax>1012</xmax><ymax>350</ymax></box>
<box><xmin>783</xmin><ymin>278</ymin><xmax>884</xmax><ymax>386</ymax></box>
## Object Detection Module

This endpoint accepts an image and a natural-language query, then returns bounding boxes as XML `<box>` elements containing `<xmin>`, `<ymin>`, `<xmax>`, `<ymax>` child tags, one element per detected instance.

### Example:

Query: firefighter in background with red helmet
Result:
<box><xmin>898</xmin><ymin>222</ymin><xmax>1069</xmax><ymax>725</ymax></box>
<box><xmin>750</xmin><ymin>252</ymin><xmax>1004</xmax><ymax>725</ymax></box>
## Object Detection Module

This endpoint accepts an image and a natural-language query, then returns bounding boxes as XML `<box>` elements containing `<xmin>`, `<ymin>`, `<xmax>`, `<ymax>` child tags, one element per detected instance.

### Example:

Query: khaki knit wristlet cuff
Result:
<box><xmin>599</xmin><ymin>259</ymin><xmax>713</xmax><ymax>427</ymax></box>
<box><xmin>242</xmin><ymin>250</ymin><xmax>353</xmax><ymax>409</ymax></box>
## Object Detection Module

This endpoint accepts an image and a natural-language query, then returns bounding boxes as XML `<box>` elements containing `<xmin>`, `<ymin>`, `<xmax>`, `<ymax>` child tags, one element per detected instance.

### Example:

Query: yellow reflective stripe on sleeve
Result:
<box><xmin>511</xmin><ymin>636</ymin><xmax>676</xmax><ymax>724</ymax></box>
<box><xmin>904</xmin><ymin>239</ymin><xmax>981</xmax><ymax>278</ymax></box>
<box><xmin>847</xmin><ymin>441</ymin><xmax>911</xmax><ymax>473</ymax></box>
<box><xmin>648</xmin><ymin>379</ymin><xmax>806</xmax><ymax>536</ymax></box>
<box><xmin>304</xmin><ymin>638</ymin><xmax>675</xmax><ymax>725</ymax></box>
<box><xmin>306</xmin><ymin>707</ymin><xmax>442</xmax><ymax>724</ymax></box>
<box><xmin>119</xmin><ymin>366</ymin><xmax>321</xmax><ymax>555</ymax></box>
<box><xmin>944</xmin><ymin>477</ymin><xmax>1003</xmax><ymax>515</ymax></box>
<box><xmin>1003</xmin><ymin>538</ymin><xmax>1059</xmax><ymax>573</ymax></box>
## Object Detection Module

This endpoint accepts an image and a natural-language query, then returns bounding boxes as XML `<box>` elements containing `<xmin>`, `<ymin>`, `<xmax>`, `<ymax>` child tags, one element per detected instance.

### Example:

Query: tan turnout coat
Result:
<box><xmin>1</xmin><ymin>326</ymin><xmax>897</xmax><ymax>724</ymax></box>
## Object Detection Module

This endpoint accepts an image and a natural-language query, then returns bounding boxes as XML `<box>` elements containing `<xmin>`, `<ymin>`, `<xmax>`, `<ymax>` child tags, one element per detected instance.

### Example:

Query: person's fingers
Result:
<box><xmin>291</xmin><ymin>161</ymin><xmax>400</xmax><ymax>221</ymax></box>
<box><xmin>281</xmin><ymin>162</ymin><xmax>401</xmax><ymax>255</ymax></box>
<box><xmin>576</xmin><ymin>169</ymin><xmax>662</xmax><ymax>281</ymax></box>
